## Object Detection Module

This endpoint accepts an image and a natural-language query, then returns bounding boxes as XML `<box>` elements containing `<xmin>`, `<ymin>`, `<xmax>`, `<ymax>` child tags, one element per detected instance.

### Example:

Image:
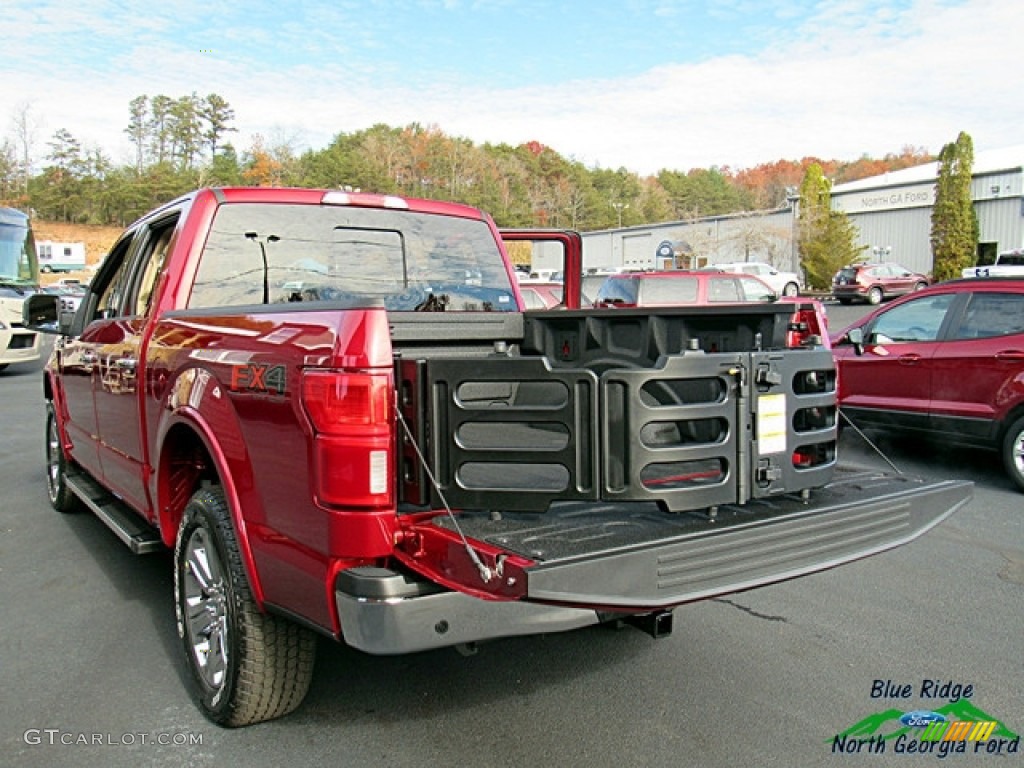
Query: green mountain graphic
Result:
<box><xmin>833</xmin><ymin>700</ymin><xmax>1019</xmax><ymax>742</ymax></box>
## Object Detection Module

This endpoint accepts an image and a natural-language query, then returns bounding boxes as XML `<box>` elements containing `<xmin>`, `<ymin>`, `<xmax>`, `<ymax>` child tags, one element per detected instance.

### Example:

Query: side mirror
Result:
<box><xmin>23</xmin><ymin>293</ymin><xmax>72</xmax><ymax>335</ymax></box>
<box><xmin>847</xmin><ymin>327</ymin><xmax>865</xmax><ymax>356</ymax></box>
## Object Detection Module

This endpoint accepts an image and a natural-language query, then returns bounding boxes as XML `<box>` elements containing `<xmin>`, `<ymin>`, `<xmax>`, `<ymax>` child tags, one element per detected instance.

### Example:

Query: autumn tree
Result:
<box><xmin>734</xmin><ymin>159</ymin><xmax>806</xmax><ymax>209</ymax></box>
<box><xmin>930</xmin><ymin>131</ymin><xmax>978</xmax><ymax>281</ymax></box>
<box><xmin>797</xmin><ymin>163</ymin><xmax>865</xmax><ymax>289</ymax></box>
<box><xmin>241</xmin><ymin>133</ymin><xmax>302</xmax><ymax>187</ymax></box>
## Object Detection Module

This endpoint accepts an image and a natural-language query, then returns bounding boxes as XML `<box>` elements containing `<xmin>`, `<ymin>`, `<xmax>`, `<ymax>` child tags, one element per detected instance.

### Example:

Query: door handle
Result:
<box><xmin>995</xmin><ymin>351</ymin><xmax>1024</xmax><ymax>362</ymax></box>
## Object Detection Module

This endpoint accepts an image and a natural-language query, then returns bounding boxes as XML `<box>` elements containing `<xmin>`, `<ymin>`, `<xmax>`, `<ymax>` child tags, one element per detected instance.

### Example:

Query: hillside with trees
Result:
<box><xmin>2</xmin><ymin>94</ymin><xmax>934</xmax><ymax>234</ymax></box>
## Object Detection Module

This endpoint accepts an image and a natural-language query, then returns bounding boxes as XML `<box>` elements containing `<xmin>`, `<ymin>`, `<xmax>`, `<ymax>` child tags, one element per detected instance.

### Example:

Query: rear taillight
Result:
<box><xmin>302</xmin><ymin>370</ymin><xmax>394</xmax><ymax>508</ymax></box>
<box><xmin>786</xmin><ymin>306</ymin><xmax>828</xmax><ymax>349</ymax></box>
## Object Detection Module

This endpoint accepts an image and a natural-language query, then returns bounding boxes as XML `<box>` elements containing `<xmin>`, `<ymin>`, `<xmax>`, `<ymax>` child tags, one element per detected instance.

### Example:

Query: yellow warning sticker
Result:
<box><xmin>757</xmin><ymin>393</ymin><xmax>787</xmax><ymax>455</ymax></box>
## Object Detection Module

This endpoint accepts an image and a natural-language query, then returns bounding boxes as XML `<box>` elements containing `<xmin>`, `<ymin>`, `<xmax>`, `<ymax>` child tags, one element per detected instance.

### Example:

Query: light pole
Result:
<box><xmin>610</xmin><ymin>201</ymin><xmax>629</xmax><ymax>229</ymax></box>
<box><xmin>872</xmin><ymin>245</ymin><xmax>892</xmax><ymax>262</ymax></box>
<box><xmin>245</xmin><ymin>232</ymin><xmax>280</xmax><ymax>304</ymax></box>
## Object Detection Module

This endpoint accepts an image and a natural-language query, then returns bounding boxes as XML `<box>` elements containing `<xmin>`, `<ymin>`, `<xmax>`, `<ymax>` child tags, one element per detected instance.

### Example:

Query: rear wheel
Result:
<box><xmin>867</xmin><ymin>286</ymin><xmax>883</xmax><ymax>305</ymax></box>
<box><xmin>46</xmin><ymin>402</ymin><xmax>81</xmax><ymax>513</ymax></box>
<box><xmin>1001</xmin><ymin>416</ymin><xmax>1024</xmax><ymax>492</ymax></box>
<box><xmin>174</xmin><ymin>486</ymin><xmax>317</xmax><ymax>726</ymax></box>
<box><xmin>913</xmin><ymin>281</ymin><xmax>928</xmax><ymax>291</ymax></box>
<box><xmin>782</xmin><ymin>282</ymin><xmax>799</xmax><ymax>297</ymax></box>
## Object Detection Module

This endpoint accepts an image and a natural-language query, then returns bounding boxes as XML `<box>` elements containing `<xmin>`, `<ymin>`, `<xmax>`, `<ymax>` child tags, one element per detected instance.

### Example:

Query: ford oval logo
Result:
<box><xmin>900</xmin><ymin>710</ymin><xmax>946</xmax><ymax>728</ymax></box>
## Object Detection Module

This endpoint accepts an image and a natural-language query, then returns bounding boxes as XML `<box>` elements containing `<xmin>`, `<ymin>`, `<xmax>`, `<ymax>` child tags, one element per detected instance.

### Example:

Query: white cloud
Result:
<box><xmin>6</xmin><ymin>0</ymin><xmax>1023</xmax><ymax>175</ymax></box>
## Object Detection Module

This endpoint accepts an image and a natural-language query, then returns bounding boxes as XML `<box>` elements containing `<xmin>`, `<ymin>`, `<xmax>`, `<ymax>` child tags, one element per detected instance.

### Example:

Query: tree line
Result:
<box><xmin>2</xmin><ymin>93</ymin><xmax>936</xmax><ymax>233</ymax></box>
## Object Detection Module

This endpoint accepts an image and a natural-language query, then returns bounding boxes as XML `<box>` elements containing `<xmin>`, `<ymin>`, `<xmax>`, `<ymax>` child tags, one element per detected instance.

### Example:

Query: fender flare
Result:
<box><xmin>154</xmin><ymin>366</ymin><xmax>267</xmax><ymax>607</ymax></box>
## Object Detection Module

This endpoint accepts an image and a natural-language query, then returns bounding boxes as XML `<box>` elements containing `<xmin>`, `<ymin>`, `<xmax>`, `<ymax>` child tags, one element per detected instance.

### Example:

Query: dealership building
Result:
<box><xmin>575</xmin><ymin>145</ymin><xmax>1024</xmax><ymax>278</ymax></box>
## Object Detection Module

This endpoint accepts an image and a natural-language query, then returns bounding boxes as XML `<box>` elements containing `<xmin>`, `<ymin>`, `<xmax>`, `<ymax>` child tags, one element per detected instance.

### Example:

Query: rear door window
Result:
<box><xmin>952</xmin><ymin>293</ymin><xmax>1024</xmax><ymax>339</ymax></box>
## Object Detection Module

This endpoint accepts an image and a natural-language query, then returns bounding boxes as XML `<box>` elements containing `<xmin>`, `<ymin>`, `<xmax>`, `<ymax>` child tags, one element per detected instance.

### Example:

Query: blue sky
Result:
<box><xmin>5</xmin><ymin>0</ymin><xmax>1023</xmax><ymax>175</ymax></box>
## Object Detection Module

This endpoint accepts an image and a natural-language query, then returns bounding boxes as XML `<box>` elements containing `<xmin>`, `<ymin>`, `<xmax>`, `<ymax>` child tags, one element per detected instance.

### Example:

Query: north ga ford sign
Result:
<box><xmin>832</xmin><ymin>183</ymin><xmax>936</xmax><ymax>214</ymax></box>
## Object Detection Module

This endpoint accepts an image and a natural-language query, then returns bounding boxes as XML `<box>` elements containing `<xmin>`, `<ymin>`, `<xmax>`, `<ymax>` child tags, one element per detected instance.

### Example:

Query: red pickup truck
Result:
<box><xmin>25</xmin><ymin>187</ymin><xmax>971</xmax><ymax>727</ymax></box>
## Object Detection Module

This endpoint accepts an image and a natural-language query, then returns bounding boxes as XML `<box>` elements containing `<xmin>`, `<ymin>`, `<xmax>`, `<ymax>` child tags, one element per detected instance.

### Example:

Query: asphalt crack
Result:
<box><xmin>714</xmin><ymin>598</ymin><xmax>788</xmax><ymax>622</ymax></box>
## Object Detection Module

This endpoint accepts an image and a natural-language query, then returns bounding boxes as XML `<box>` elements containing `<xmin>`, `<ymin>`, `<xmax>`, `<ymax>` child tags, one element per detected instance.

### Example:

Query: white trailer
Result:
<box><xmin>36</xmin><ymin>241</ymin><xmax>86</xmax><ymax>273</ymax></box>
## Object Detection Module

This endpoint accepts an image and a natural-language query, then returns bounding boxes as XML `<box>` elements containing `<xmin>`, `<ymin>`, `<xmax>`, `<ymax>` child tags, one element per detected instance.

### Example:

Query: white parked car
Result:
<box><xmin>714</xmin><ymin>261</ymin><xmax>802</xmax><ymax>297</ymax></box>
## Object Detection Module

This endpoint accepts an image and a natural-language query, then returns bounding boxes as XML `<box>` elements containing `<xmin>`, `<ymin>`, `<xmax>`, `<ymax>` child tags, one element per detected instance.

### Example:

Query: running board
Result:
<box><xmin>66</xmin><ymin>472</ymin><xmax>164</xmax><ymax>554</ymax></box>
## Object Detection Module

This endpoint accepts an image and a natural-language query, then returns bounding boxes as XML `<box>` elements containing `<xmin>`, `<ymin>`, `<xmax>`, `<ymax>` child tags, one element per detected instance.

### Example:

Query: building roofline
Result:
<box><xmin>832</xmin><ymin>145</ymin><xmax>1024</xmax><ymax>195</ymax></box>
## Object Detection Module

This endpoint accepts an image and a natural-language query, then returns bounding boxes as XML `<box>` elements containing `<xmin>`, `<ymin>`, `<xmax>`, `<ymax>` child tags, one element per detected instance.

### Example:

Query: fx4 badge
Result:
<box><xmin>230</xmin><ymin>363</ymin><xmax>286</xmax><ymax>395</ymax></box>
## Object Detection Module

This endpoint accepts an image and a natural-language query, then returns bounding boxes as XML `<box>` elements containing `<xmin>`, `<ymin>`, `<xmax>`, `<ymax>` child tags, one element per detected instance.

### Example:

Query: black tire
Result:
<box><xmin>1001</xmin><ymin>415</ymin><xmax>1024</xmax><ymax>492</ymax></box>
<box><xmin>913</xmin><ymin>281</ymin><xmax>928</xmax><ymax>291</ymax></box>
<box><xmin>174</xmin><ymin>487</ymin><xmax>316</xmax><ymax>726</ymax></box>
<box><xmin>45</xmin><ymin>402</ymin><xmax>81</xmax><ymax>513</ymax></box>
<box><xmin>782</xmin><ymin>282</ymin><xmax>799</xmax><ymax>297</ymax></box>
<box><xmin>867</xmin><ymin>286</ymin><xmax>883</xmax><ymax>305</ymax></box>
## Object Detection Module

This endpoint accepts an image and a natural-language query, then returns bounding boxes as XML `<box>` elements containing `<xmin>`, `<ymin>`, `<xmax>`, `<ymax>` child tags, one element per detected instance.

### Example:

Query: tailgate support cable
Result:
<box><xmin>838</xmin><ymin>407</ymin><xmax>903</xmax><ymax>474</ymax></box>
<box><xmin>394</xmin><ymin>399</ymin><xmax>499</xmax><ymax>584</ymax></box>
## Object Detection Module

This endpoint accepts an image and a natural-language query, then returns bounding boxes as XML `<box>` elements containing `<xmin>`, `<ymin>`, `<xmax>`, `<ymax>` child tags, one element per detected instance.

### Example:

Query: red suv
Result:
<box><xmin>832</xmin><ymin>262</ymin><xmax>930</xmax><ymax>305</ymax></box>
<box><xmin>831</xmin><ymin>277</ymin><xmax>1024</xmax><ymax>491</ymax></box>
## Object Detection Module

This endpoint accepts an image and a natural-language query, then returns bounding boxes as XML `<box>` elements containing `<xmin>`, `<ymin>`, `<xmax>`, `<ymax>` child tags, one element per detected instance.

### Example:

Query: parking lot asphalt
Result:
<box><xmin>1</xmin><ymin>325</ymin><xmax>1021</xmax><ymax>768</ymax></box>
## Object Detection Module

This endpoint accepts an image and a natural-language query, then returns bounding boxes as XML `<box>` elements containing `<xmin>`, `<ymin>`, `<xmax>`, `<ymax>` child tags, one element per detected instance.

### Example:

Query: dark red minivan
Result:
<box><xmin>831</xmin><ymin>277</ymin><xmax>1024</xmax><ymax>490</ymax></box>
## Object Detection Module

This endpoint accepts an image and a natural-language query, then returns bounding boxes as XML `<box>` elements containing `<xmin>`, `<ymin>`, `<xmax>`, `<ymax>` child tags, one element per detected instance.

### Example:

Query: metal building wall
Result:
<box><xmin>581</xmin><ymin>209</ymin><xmax>794</xmax><ymax>272</ymax></box>
<box><xmin>844</xmin><ymin>207</ymin><xmax>934</xmax><ymax>275</ymax></box>
<box><xmin>976</xmin><ymin>197</ymin><xmax>1024</xmax><ymax>252</ymax></box>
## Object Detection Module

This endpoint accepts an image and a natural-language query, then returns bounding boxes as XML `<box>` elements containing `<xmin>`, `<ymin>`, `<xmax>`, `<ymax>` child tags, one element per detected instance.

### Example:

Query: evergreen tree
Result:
<box><xmin>168</xmin><ymin>94</ymin><xmax>204</xmax><ymax>170</ymax></box>
<box><xmin>199</xmin><ymin>93</ymin><xmax>236</xmax><ymax>158</ymax></box>
<box><xmin>148</xmin><ymin>95</ymin><xmax>174</xmax><ymax>165</ymax></box>
<box><xmin>125</xmin><ymin>95</ymin><xmax>149</xmax><ymax>173</ymax></box>
<box><xmin>930</xmin><ymin>131</ymin><xmax>978</xmax><ymax>281</ymax></box>
<box><xmin>797</xmin><ymin>163</ymin><xmax>865</xmax><ymax>289</ymax></box>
